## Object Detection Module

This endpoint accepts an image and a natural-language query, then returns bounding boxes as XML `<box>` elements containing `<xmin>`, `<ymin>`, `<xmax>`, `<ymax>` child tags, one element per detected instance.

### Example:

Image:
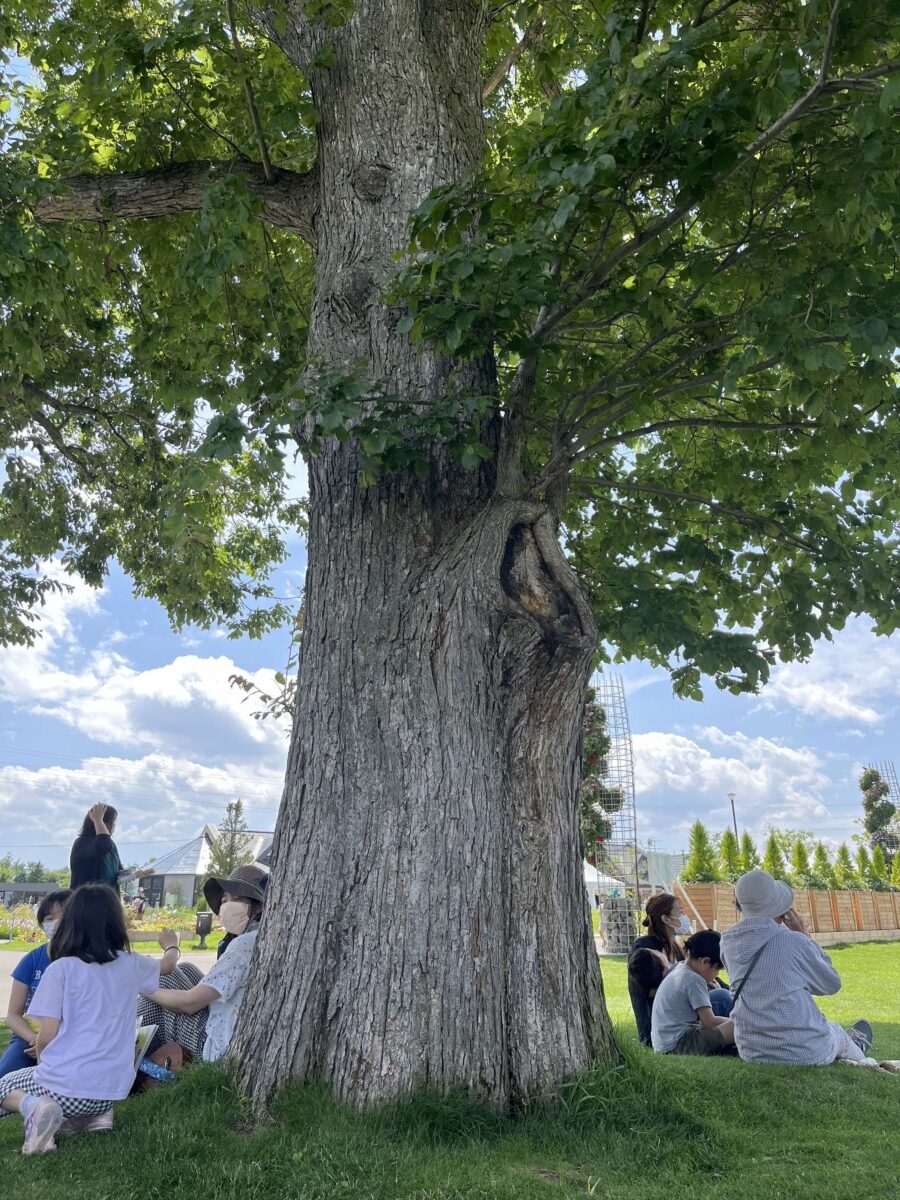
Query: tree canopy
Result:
<box><xmin>1</xmin><ymin>1</ymin><xmax>899</xmax><ymax>694</ymax></box>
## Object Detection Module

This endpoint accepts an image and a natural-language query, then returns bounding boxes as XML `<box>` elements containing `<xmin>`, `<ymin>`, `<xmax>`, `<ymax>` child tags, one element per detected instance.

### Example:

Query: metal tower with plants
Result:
<box><xmin>582</xmin><ymin>672</ymin><xmax>641</xmax><ymax>952</ymax></box>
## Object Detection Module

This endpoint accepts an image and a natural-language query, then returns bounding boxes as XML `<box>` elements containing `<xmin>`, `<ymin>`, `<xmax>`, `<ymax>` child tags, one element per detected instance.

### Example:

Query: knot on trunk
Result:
<box><xmin>351</xmin><ymin>162</ymin><xmax>391</xmax><ymax>202</ymax></box>
<box><xmin>330</xmin><ymin>264</ymin><xmax>376</xmax><ymax>319</ymax></box>
<box><xmin>500</xmin><ymin>521</ymin><xmax>595</xmax><ymax>650</ymax></box>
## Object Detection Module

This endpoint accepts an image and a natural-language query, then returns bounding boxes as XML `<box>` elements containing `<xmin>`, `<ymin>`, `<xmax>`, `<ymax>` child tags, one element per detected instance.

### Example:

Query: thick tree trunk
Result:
<box><xmin>232</xmin><ymin>0</ymin><xmax>616</xmax><ymax>1109</ymax></box>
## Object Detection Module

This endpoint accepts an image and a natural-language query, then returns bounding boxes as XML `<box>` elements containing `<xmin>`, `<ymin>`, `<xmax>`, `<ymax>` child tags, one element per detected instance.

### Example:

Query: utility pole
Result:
<box><xmin>728</xmin><ymin>792</ymin><xmax>739</xmax><ymax>840</ymax></box>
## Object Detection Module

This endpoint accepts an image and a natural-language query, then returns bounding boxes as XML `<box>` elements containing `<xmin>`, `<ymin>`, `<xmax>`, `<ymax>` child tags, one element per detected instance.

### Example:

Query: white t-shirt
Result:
<box><xmin>201</xmin><ymin>929</ymin><xmax>257</xmax><ymax>1062</ymax></box>
<box><xmin>650</xmin><ymin>961</ymin><xmax>713</xmax><ymax>1053</ymax></box>
<box><xmin>27</xmin><ymin>952</ymin><xmax>161</xmax><ymax>1099</ymax></box>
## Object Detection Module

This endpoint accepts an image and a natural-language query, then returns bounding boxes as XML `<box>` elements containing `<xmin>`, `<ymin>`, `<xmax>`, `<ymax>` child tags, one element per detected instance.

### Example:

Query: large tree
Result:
<box><xmin>2</xmin><ymin>2</ymin><xmax>899</xmax><ymax>1110</ymax></box>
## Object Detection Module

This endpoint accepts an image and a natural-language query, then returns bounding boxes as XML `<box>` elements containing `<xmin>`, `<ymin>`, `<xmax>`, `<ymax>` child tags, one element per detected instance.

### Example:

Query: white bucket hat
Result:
<box><xmin>734</xmin><ymin>869</ymin><xmax>794</xmax><ymax>918</ymax></box>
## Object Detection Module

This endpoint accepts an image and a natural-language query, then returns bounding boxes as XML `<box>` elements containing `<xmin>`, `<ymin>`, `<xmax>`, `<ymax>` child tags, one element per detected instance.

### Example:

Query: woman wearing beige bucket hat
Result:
<box><xmin>135</xmin><ymin>868</ymin><xmax>268</xmax><ymax>1063</ymax></box>
<box><xmin>720</xmin><ymin>869</ymin><xmax>873</xmax><ymax>1066</ymax></box>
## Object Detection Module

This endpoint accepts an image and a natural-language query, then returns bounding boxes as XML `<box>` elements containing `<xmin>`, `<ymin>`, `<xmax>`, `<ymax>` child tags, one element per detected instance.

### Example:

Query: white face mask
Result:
<box><xmin>665</xmin><ymin>913</ymin><xmax>691</xmax><ymax>936</ymax></box>
<box><xmin>219</xmin><ymin>900</ymin><xmax>251</xmax><ymax>936</ymax></box>
<box><xmin>42</xmin><ymin>920</ymin><xmax>57</xmax><ymax>938</ymax></box>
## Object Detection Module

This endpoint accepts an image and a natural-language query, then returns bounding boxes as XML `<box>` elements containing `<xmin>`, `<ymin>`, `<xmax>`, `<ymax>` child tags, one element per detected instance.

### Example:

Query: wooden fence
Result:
<box><xmin>676</xmin><ymin>882</ymin><xmax>900</xmax><ymax>936</ymax></box>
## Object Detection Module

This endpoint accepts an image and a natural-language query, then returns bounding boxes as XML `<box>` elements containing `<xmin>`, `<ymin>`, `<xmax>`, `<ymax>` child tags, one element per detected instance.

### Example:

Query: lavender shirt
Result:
<box><xmin>28</xmin><ymin>952</ymin><xmax>161</xmax><ymax>1099</ymax></box>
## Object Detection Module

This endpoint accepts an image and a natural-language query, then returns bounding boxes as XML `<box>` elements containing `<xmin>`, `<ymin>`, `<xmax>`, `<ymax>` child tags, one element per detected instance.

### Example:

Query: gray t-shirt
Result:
<box><xmin>650</xmin><ymin>961</ymin><xmax>713</xmax><ymax>1052</ymax></box>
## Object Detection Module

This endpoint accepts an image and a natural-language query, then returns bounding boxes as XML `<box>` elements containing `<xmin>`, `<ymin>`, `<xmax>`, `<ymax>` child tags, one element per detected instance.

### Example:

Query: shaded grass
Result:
<box><xmin>1</xmin><ymin>943</ymin><xmax>898</xmax><ymax>1200</ymax></box>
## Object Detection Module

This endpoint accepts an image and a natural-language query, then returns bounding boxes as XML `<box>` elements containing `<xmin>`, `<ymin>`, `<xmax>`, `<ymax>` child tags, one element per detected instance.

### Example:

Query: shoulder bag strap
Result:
<box><xmin>730</xmin><ymin>940</ymin><xmax>771</xmax><ymax>1005</ymax></box>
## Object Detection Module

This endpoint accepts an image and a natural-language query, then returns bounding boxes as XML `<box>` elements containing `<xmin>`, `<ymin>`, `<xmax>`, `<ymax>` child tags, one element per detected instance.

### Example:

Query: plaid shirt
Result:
<box><xmin>720</xmin><ymin>915</ymin><xmax>843</xmax><ymax>1065</ymax></box>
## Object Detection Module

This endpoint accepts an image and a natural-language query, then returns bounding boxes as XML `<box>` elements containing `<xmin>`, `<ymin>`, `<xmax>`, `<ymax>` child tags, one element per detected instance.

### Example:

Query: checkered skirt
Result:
<box><xmin>136</xmin><ymin>961</ymin><xmax>209</xmax><ymax>1059</ymax></box>
<box><xmin>0</xmin><ymin>1068</ymin><xmax>113</xmax><ymax>1118</ymax></box>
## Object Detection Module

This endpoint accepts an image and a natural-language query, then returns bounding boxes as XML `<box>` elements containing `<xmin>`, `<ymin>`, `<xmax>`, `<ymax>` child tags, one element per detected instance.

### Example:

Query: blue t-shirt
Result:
<box><xmin>11</xmin><ymin>944</ymin><xmax>51</xmax><ymax>1008</ymax></box>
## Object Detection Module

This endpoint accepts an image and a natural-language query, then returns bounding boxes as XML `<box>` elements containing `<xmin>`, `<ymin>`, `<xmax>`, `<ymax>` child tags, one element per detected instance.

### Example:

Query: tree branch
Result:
<box><xmin>570</xmin><ymin>476</ymin><xmax>820</xmax><ymax>553</ymax></box>
<box><xmin>635</xmin><ymin>0</ymin><xmax>653</xmax><ymax>44</ymax></box>
<box><xmin>590</xmin><ymin>415</ymin><xmax>818</xmax><ymax>447</ymax></box>
<box><xmin>483</xmin><ymin>12</ymin><xmax>547</xmax><ymax>99</ymax></box>
<box><xmin>535</xmin><ymin>3</ymin><xmax>891</xmax><ymax>342</ymax></box>
<box><xmin>693</xmin><ymin>0</ymin><xmax>742</xmax><ymax>27</ymax></box>
<box><xmin>32</xmin><ymin>160</ymin><xmax>319</xmax><ymax>245</ymax></box>
<box><xmin>226</xmin><ymin>0</ymin><xmax>276</xmax><ymax>183</ymax></box>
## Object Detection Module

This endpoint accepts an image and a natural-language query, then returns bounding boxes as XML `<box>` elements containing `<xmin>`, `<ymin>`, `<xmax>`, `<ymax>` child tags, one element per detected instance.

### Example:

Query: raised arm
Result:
<box><xmin>799</xmin><ymin>939</ymin><xmax>842</xmax><ymax>996</ymax></box>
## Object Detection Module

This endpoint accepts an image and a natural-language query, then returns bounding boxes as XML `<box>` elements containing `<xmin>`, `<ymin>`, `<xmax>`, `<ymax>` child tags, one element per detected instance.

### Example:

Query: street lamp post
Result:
<box><xmin>728</xmin><ymin>792</ymin><xmax>738</xmax><ymax>840</ymax></box>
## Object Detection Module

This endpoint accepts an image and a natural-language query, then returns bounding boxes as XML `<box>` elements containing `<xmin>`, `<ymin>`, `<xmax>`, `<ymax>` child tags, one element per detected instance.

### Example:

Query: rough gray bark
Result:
<box><xmin>231</xmin><ymin>0</ymin><xmax>616</xmax><ymax>1109</ymax></box>
<box><xmin>34</xmin><ymin>160</ymin><xmax>319</xmax><ymax>243</ymax></box>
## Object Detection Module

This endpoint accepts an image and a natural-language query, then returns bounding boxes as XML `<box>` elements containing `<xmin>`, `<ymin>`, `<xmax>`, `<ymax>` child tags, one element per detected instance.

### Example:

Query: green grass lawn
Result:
<box><xmin>1</xmin><ymin>942</ymin><xmax>898</xmax><ymax>1200</ymax></box>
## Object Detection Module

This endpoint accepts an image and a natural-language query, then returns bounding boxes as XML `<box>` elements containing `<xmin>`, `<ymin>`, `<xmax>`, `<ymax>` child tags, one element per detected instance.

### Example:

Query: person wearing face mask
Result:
<box><xmin>211</xmin><ymin>866</ymin><xmax>269</xmax><ymax>961</ymax></box>
<box><xmin>627</xmin><ymin>893</ymin><xmax>733</xmax><ymax>1045</ymax></box>
<box><xmin>0</xmin><ymin>891</ymin><xmax>72</xmax><ymax>1079</ymax></box>
<box><xmin>136</xmin><ymin>871</ymin><xmax>267</xmax><ymax>1062</ymax></box>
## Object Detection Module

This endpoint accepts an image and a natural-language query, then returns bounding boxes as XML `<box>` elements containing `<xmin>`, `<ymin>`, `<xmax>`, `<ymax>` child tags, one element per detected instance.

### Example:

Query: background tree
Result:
<box><xmin>718</xmin><ymin>829</ymin><xmax>741</xmax><ymax>883</ymax></box>
<box><xmin>767</xmin><ymin>827</ymin><xmax>817</xmax><ymax>862</ymax></box>
<box><xmin>762</xmin><ymin>832</ymin><xmax>787</xmax><ymax>881</ymax></box>
<box><xmin>891</xmin><ymin>851</ymin><xmax>900</xmax><ymax>891</ymax></box>
<box><xmin>789</xmin><ymin>841</ymin><xmax>813</xmax><ymax>888</ymax></box>
<box><xmin>0</xmin><ymin>856</ymin><xmax>69</xmax><ymax>886</ymax></box>
<box><xmin>869</xmin><ymin>844</ymin><xmax>889</xmax><ymax>890</ymax></box>
<box><xmin>833</xmin><ymin>843</ymin><xmax>859</xmax><ymax>889</ymax></box>
<box><xmin>682</xmin><ymin>820</ymin><xmax>721</xmax><ymax>884</ymax></box>
<box><xmin>854</xmin><ymin>844</ymin><xmax>872</xmax><ymax>889</ymax></box>
<box><xmin>858</xmin><ymin>768</ymin><xmax>897</xmax><ymax>855</ymax></box>
<box><xmin>811</xmin><ymin>842</ymin><xmax>836</xmax><ymax>890</ymax></box>
<box><xmin>579</xmin><ymin>691</ymin><xmax>623</xmax><ymax>865</ymax></box>
<box><xmin>738</xmin><ymin>832</ymin><xmax>761</xmax><ymax>875</ymax></box>
<box><xmin>205</xmin><ymin>799</ymin><xmax>255</xmax><ymax>885</ymax></box>
<box><xmin>2</xmin><ymin>1</ymin><xmax>899</xmax><ymax>1110</ymax></box>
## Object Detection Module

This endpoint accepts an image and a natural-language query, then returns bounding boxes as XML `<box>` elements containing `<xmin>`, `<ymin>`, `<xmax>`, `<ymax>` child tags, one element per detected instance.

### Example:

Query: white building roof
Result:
<box><xmin>148</xmin><ymin>826</ymin><xmax>274</xmax><ymax>877</ymax></box>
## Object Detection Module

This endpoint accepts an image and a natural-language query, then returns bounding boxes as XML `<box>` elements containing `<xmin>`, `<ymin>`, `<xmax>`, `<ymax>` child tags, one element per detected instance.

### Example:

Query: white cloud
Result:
<box><xmin>762</xmin><ymin>621</ymin><xmax>900</xmax><ymax>725</ymax></box>
<box><xmin>0</xmin><ymin>563</ymin><xmax>293</xmax><ymax>862</ymax></box>
<box><xmin>0</xmin><ymin>582</ymin><xmax>289</xmax><ymax>765</ymax></box>
<box><xmin>632</xmin><ymin>726</ymin><xmax>845</xmax><ymax>849</ymax></box>
<box><xmin>0</xmin><ymin>751</ymin><xmax>285</xmax><ymax>856</ymax></box>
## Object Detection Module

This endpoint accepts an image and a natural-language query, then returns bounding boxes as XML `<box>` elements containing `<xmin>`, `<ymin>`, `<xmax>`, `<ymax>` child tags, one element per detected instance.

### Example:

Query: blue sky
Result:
<box><xmin>0</xmin><ymin>507</ymin><xmax>897</xmax><ymax>869</ymax></box>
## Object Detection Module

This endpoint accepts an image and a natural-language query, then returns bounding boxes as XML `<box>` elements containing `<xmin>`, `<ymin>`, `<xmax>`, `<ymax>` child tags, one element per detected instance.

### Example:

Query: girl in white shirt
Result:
<box><xmin>0</xmin><ymin>884</ymin><xmax>180</xmax><ymax>1155</ymax></box>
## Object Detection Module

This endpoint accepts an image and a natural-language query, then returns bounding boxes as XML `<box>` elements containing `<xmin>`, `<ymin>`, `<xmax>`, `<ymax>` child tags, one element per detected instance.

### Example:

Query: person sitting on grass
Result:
<box><xmin>0</xmin><ymin>889</ymin><xmax>72</xmax><ymax>1081</ymax></box>
<box><xmin>650</xmin><ymin>929</ymin><xmax>736</xmax><ymax>1057</ymax></box>
<box><xmin>628</xmin><ymin>893</ymin><xmax>733</xmax><ymax>1046</ymax></box>
<box><xmin>721</xmin><ymin>869</ymin><xmax>873</xmax><ymax>1066</ymax></box>
<box><xmin>0</xmin><ymin>884</ymin><xmax>180</xmax><ymax>1154</ymax></box>
<box><xmin>135</xmin><ymin>870</ymin><xmax>267</xmax><ymax>1062</ymax></box>
<box><xmin>627</xmin><ymin>946</ymin><xmax>669</xmax><ymax>1044</ymax></box>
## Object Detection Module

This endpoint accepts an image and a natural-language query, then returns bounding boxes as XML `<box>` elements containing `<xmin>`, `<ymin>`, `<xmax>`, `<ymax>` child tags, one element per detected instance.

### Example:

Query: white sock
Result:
<box><xmin>19</xmin><ymin>1094</ymin><xmax>40</xmax><ymax>1119</ymax></box>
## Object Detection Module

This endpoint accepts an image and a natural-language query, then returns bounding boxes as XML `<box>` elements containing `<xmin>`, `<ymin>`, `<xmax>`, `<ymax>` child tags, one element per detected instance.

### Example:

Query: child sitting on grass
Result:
<box><xmin>0</xmin><ymin>889</ymin><xmax>71</xmax><ymax>1080</ymax></box>
<box><xmin>650</xmin><ymin>929</ymin><xmax>736</xmax><ymax>1057</ymax></box>
<box><xmin>0</xmin><ymin>884</ymin><xmax>180</xmax><ymax>1155</ymax></box>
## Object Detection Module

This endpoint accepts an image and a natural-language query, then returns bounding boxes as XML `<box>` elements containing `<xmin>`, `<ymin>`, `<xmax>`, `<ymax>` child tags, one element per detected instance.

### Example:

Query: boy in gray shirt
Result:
<box><xmin>651</xmin><ymin>930</ymin><xmax>736</xmax><ymax>1056</ymax></box>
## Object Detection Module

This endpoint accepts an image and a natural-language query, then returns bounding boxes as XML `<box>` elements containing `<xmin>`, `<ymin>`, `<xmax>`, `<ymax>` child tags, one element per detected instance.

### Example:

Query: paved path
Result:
<box><xmin>0</xmin><ymin>948</ymin><xmax>219</xmax><ymax>1020</ymax></box>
